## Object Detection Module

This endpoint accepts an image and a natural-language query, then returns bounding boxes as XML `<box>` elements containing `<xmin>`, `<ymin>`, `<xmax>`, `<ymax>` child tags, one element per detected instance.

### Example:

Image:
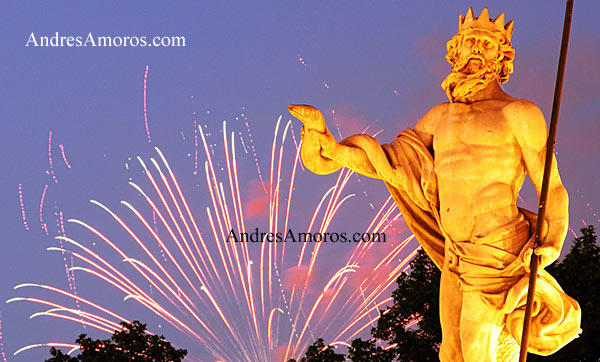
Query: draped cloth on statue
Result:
<box><xmin>334</xmin><ymin>128</ymin><xmax>581</xmax><ymax>355</ymax></box>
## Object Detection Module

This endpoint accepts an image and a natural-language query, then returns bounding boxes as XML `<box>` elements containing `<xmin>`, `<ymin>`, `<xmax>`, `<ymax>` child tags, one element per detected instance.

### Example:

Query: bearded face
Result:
<box><xmin>441</xmin><ymin>29</ymin><xmax>505</xmax><ymax>103</ymax></box>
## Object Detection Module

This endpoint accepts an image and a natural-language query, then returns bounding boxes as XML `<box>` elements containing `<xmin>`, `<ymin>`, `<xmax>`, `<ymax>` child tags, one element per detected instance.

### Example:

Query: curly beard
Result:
<box><xmin>441</xmin><ymin>55</ymin><xmax>501</xmax><ymax>103</ymax></box>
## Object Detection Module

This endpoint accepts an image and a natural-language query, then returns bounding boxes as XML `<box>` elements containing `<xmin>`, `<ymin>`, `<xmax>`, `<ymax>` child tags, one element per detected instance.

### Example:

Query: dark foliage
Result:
<box><xmin>367</xmin><ymin>248</ymin><xmax>441</xmax><ymax>361</ymax></box>
<box><xmin>287</xmin><ymin>338</ymin><xmax>345</xmax><ymax>362</ymax></box>
<box><xmin>45</xmin><ymin>320</ymin><xmax>187</xmax><ymax>362</ymax></box>
<box><xmin>303</xmin><ymin>248</ymin><xmax>442</xmax><ymax>361</ymax></box>
<box><xmin>347</xmin><ymin>338</ymin><xmax>395</xmax><ymax>361</ymax></box>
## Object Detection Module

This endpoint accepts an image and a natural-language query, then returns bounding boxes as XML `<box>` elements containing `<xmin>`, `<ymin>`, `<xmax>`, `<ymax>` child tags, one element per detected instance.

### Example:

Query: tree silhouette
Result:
<box><xmin>351</xmin><ymin>247</ymin><xmax>441</xmax><ymax>361</ymax></box>
<box><xmin>45</xmin><ymin>320</ymin><xmax>187</xmax><ymax>362</ymax></box>
<box><xmin>347</xmin><ymin>337</ymin><xmax>395</xmax><ymax>362</ymax></box>
<box><xmin>287</xmin><ymin>338</ymin><xmax>345</xmax><ymax>362</ymax></box>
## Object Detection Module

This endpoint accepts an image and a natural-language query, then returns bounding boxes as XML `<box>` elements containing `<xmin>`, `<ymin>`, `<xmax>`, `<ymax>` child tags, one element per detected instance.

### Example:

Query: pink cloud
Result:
<box><xmin>326</xmin><ymin>104</ymin><xmax>370</xmax><ymax>137</ymax></box>
<box><xmin>272</xmin><ymin>345</ymin><xmax>290</xmax><ymax>362</ymax></box>
<box><xmin>244</xmin><ymin>179</ymin><xmax>269</xmax><ymax>218</ymax></box>
<box><xmin>282</xmin><ymin>264</ymin><xmax>311</xmax><ymax>292</ymax></box>
<box><xmin>413</xmin><ymin>29</ymin><xmax>452</xmax><ymax>84</ymax></box>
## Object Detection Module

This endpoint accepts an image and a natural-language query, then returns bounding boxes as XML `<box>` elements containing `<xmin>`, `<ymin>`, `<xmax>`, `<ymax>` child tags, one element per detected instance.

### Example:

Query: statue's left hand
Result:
<box><xmin>533</xmin><ymin>217</ymin><xmax>563</xmax><ymax>268</ymax></box>
<box><xmin>534</xmin><ymin>244</ymin><xmax>560</xmax><ymax>269</ymax></box>
<box><xmin>298</xmin><ymin>126</ymin><xmax>343</xmax><ymax>175</ymax></box>
<box><xmin>289</xmin><ymin>104</ymin><xmax>326</xmax><ymax>133</ymax></box>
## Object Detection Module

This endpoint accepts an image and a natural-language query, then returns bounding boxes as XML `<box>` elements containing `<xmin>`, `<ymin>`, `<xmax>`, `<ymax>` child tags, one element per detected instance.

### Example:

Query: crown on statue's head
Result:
<box><xmin>458</xmin><ymin>7</ymin><xmax>514</xmax><ymax>41</ymax></box>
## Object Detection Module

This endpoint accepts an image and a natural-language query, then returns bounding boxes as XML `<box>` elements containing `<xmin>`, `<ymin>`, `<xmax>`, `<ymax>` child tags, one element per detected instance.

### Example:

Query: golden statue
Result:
<box><xmin>289</xmin><ymin>7</ymin><xmax>581</xmax><ymax>362</ymax></box>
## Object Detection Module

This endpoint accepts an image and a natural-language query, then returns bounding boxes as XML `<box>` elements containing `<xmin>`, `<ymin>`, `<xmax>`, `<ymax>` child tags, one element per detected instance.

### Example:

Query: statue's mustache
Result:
<box><xmin>455</xmin><ymin>54</ymin><xmax>486</xmax><ymax>74</ymax></box>
<box><xmin>441</xmin><ymin>55</ymin><xmax>499</xmax><ymax>102</ymax></box>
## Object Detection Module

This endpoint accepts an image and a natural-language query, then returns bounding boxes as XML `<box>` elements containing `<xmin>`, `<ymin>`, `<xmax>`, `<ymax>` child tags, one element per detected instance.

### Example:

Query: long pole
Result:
<box><xmin>518</xmin><ymin>1</ymin><xmax>574</xmax><ymax>361</ymax></box>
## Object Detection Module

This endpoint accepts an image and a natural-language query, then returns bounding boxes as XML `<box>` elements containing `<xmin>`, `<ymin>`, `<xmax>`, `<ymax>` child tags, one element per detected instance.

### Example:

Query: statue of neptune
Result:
<box><xmin>289</xmin><ymin>8</ymin><xmax>581</xmax><ymax>362</ymax></box>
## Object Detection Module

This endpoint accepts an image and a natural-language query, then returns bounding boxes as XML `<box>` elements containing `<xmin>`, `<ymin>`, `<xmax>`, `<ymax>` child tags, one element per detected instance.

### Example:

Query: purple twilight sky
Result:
<box><xmin>1</xmin><ymin>1</ymin><xmax>599</xmax><ymax>361</ymax></box>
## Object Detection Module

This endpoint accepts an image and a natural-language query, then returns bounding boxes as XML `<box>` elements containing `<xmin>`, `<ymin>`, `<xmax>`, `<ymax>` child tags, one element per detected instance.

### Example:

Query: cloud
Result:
<box><xmin>323</xmin><ymin>104</ymin><xmax>371</xmax><ymax>138</ymax></box>
<box><xmin>273</xmin><ymin>345</ymin><xmax>291</xmax><ymax>362</ymax></box>
<box><xmin>244</xmin><ymin>179</ymin><xmax>269</xmax><ymax>218</ymax></box>
<box><xmin>413</xmin><ymin>29</ymin><xmax>449</xmax><ymax>81</ymax></box>
<box><xmin>282</xmin><ymin>264</ymin><xmax>311</xmax><ymax>292</ymax></box>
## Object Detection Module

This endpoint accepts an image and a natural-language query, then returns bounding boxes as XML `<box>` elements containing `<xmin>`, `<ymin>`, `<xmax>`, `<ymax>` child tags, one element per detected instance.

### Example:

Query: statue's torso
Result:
<box><xmin>432</xmin><ymin>100</ymin><xmax>527</xmax><ymax>242</ymax></box>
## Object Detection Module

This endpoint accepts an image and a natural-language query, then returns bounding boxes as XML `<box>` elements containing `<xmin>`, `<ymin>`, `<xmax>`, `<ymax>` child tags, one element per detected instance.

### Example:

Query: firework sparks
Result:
<box><xmin>39</xmin><ymin>184</ymin><xmax>48</xmax><ymax>235</ymax></box>
<box><xmin>10</xmin><ymin>118</ymin><xmax>417</xmax><ymax>361</ymax></box>
<box><xmin>297</xmin><ymin>55</ymin><xmax>307</xmax><ymax>68</ymax></box>
<box><xmin>0</xmin><ymin>311</ymin><xmax>7</xmax><ymax>362</ymax></box>
<box><xmin>143</xmin><ymin>65</ymin><xmax>151</xmax><ymax>143</ymax></box>
<box><xmin>241</xmin><ymin>109</ymin><xmax>266</xmax><ymax>193</ymax></box>
<box><xmin>58</xmin><ymin>144</ymin><xmax>72</xmax><ymax>169</ymax></box>
<box><xmin>18</xmin><ymin>183</ymin><xmax>29</xmax><ymax>231</ymax></box>
<box><xmin>47</xmin><ymin>131</ymin><xmax>59</xmax><ymax>184</ymax></box>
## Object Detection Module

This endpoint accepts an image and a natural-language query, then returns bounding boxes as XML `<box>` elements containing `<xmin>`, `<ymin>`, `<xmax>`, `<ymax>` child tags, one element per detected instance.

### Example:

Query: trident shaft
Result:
<box><xmin>518</xmin><ymin>1</ymin><xmax>575</xmax><ymax>361</ymax></box>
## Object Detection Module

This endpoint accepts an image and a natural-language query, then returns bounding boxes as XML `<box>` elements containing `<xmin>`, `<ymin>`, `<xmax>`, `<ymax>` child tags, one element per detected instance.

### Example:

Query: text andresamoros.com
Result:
<box><xmin>25</xmin><ymin>32</ymin><xmax>186</xmax><ymax>48</ymax></box>
<box><xmin>226</xmin><ymin>228</ymin><xmax>386</xmax><ymax>243</ymax></box>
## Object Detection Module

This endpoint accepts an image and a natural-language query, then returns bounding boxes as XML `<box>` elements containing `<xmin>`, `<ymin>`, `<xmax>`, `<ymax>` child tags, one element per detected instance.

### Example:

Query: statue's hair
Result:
<box><xmin>445</xmin><ymin>30</ymin><xmax>515</xmax><ymax>84</ymax></box>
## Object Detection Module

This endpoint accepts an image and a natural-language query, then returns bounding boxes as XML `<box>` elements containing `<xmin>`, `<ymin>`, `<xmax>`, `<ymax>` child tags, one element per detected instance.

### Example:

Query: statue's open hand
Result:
<box><xmin>288</xmin><ymin>104</ymin><xmax>326</xmax><ymax>133</ymax></box>
<box><xmin>297</xmin><ymin>122</ymin><xmax>343</xmax><ymax>175</ymax></box>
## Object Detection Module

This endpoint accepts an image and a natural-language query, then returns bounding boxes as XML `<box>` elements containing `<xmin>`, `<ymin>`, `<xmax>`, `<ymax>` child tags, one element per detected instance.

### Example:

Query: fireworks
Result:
<box><xmin>9</xmin><ymin>117</ymin><xmax>417</xmax><ymax>361</ymax></box>
<box><xmin>143</xmin><ymin>65</ymin><xmax>152</xmax><ymax>144</ymax></box>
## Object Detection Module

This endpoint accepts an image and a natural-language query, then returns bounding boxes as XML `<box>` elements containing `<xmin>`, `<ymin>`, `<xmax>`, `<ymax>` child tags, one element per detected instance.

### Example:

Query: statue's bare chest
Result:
<box><xmin>433</xmin><ymin>103</ymin><xmax>514</xmax><ymax>151</ymax></box>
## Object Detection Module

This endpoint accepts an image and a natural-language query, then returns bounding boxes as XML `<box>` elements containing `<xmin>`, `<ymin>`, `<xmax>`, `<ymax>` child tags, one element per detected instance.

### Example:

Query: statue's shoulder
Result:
<box><xmin>502</xmin><ymin>98</ymin><xmax>544</xmax><ymax>119</ymax></box>
<box><xmin>430</xmin><ymin>102</ymin><xmax>452</xmax><ymax>115</ymax></box>
<box><xmin>413</xmin><ymin>102</ymin><xmax>450</xmax><ymax>146</ymax></box>
<box><xmin>416</xmin><ymin>102</ymin><xmax>451</xmax><ymax>127</ymax></box>
<box><xmin>503</xmin><ymin>98</ymin><xmax>547</xmax><ymax>147</ymax></box>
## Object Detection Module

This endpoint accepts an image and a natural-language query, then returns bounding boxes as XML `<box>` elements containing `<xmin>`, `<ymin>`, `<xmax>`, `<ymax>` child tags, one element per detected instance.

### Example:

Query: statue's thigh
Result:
<box><xmin>460</xmin><ymin>291</ymin><xmax>504</xmax><ymax>362</ymax></box>
<box><xmin>439</xmin><ymin>269</ymin><xmax>464</xmax><ymax>362</ymax></box>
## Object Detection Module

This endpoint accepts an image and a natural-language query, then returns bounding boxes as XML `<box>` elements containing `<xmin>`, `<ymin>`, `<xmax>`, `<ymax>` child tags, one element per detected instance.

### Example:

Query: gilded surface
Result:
<box><xmin>289</xmin><ymin>7</ymin><xmax>581</xmax><ymax>362</ymax></box>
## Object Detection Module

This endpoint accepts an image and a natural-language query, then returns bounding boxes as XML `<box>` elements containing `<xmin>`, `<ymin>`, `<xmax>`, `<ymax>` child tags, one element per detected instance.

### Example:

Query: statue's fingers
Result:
<box><xmin>288</xmin><ymin>104</ymin><xmax>326</xmax><ymax>132</ymax></box>
<box><xmin>533</xmin><ymin>245</ymin><xmax>552</xmax><ymax>256</ymax></box>
<box><xmin>534</xmin><ymin>246</ymin><xmax>558</xmax><ymax>268</ymax></box>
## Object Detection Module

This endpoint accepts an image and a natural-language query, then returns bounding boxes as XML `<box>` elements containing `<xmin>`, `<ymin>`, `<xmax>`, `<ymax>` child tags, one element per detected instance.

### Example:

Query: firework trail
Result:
<box><xmin>241</xmin><ymin>109</ymin><xmax>266</xmax><ymax>193</ymax></box>
<box><xmin>53</xmin><ymin>205</ymin><xmax>81</xmax><ymax>315</ymax></box>
<box><xmin>58</xmin><ymin>144</ymin><xmax>72</xmax><ymax>169</ymax></box>
<box><xmin>18</xmin><ymin>183</ymin><xmax>29</xmax><ymax>231</ymax></box>
<box><xmin>39</xmin><ymin>184</ymin><xmax>48</xmax><ymax>235</ymax></box>
<box><xmin>297</xmin><ymin>54</ymin><xmax>307</xmax><ymax>68</ymax></box>
<box><xmin>191</xmin><ymin>96</ymin><xmax>199</xmax><ymax>175</ymax></box>
<box><xmin>143</xmin><ymin>65</ymin><xmax>151</xmax><ymax>143</ymax></box>
<box><xmin>47</xmin><ymin>131</ymin><xmax>58</xmax><ymax>184</ymax></box>
<box><xmin>576</xmin><ymin>188</ymin><xmax>600</xmax><ymax>224</ymax></box>
<box><xmin>0</xmin><ymin>311</ymin><xmax>7</xmax><ymax>362</ymax></box>
<box><xmin>9</xmin><ymin>118</ymin><xmax>417</xmax><ymax>361</ymax></box>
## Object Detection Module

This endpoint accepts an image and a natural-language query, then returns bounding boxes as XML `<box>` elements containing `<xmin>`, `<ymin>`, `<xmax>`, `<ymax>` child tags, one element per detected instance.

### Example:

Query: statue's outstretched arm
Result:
<box><xmin>289</xmin><ymin>104</ymin><xmax>383</xmax><ymax>179</ymax></box>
